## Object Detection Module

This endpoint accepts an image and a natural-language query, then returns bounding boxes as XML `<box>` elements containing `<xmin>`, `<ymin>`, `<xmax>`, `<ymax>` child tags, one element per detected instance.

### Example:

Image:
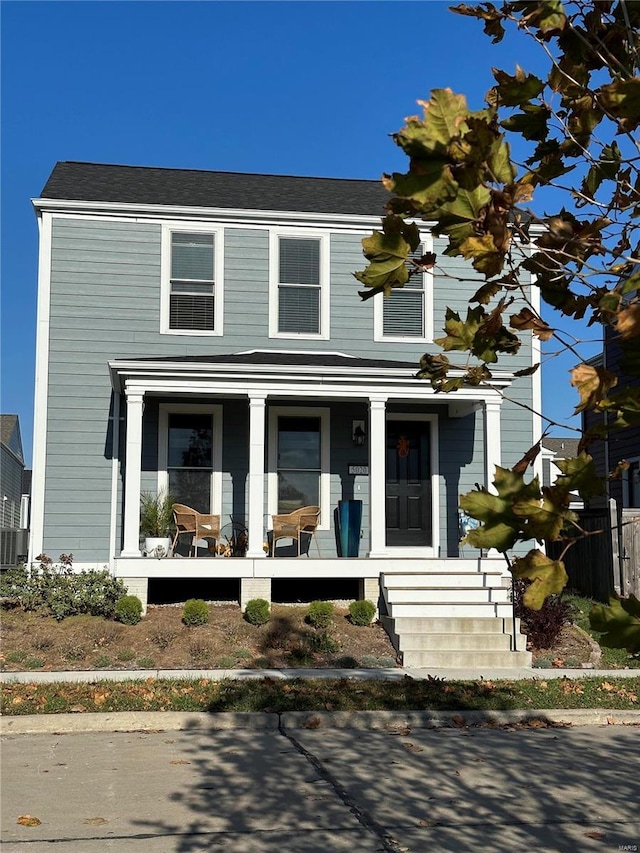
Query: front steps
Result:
<box><xmin>380</xmin><ymin>562</ymin><xmax>531</xmax><ymax>669</ymax></box>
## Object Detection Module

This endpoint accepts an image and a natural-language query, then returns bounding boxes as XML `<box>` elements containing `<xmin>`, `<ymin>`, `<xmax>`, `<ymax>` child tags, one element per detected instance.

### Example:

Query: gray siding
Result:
<box><xmin>42</xmin><ymin>217</ymin><xmax>537</xmax><ymax>561</ymax></box>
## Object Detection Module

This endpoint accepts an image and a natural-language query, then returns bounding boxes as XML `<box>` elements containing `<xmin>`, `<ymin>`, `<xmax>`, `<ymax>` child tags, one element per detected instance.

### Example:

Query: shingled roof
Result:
<box><xmin>39</xmin><ymin>161</ymin><xmax>390</xmax><ymax>216</ymax></box>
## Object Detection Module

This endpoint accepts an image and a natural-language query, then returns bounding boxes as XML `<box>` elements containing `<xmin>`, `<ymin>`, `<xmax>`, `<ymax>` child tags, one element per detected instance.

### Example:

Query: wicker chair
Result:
<box><xmin>172</xmin><ymin>504</ymin><xmax>221</xmax><ymax>557</ymax></box>
<box><xmin>270</xmin><ymin>506</ymin><xmax>321</xmax><ymax>557</ymax></box>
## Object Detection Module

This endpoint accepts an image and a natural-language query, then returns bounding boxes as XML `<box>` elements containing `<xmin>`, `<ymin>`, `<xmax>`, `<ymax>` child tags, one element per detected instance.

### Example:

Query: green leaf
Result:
<box><xmin>521</xmin><ymin>0</ymin><xmax>567</xmax><ymax>34</ymax></box>
<box><xmin>589</xmin><ymin>595</ymin><xmax>640</xmax><ymax>654</ymax></box>
<box><xmin>459</xmin><ymin>233</ymin><xmax>506</xmax><ymax>278</ymax></box>
<box><xmin>514</xmin><ymin>492</ymin><xmax>576</xmax><ymax>542</ymax></box>
<box><xmin>435</xmin><ymin>306</ymin><xmax>483</xmax><ymax>352</ymax></box>
<box><xmin>492</xmin><ymin>66</ymin><xmax>545</xmax><ymax>106</ymax></box>
<box><xmin>460</xmin><ymin>467</ymin><xmax>542</xmax><ymax>552</ymax></box>
<box><xmin>501</xmin><ymin>104</ymin><xmax>551</xmax><ymax>141</ymax></box>
<box><xmin>437</xmin><ymin>185</ymin><xmax>492</xmax><ymax>253</ymax></box>
<box><xmin>554</xmin><ymin>452</ymin><xmax>605</xmax><ymax>500</ymax></box>
<box><xmin>511</xmin><ymin>550</ymin><xmax>568</xmax><ymax>610</ymax></box>
<box><xmin>598</xmin><ymin>79</ymin><xmax>640</xmax><ymax>133</ymax></box>
<box><xmin>487</xmin><ymin>137</ymin><xmax>516</xmax><ymax>184</ymax></box>
<box><xmin>384</xmin><ymin>160</ymin><xmax>458</xmax><ymax>213</ymax></box>
<box><xmin>354</xmin><ymin>216</ymin><xmax>420</xmax><ymax>295</ymax></box>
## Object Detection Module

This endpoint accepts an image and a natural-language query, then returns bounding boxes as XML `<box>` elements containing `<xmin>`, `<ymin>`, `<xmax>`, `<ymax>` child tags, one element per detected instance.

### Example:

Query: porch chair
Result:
<box><xmin>270</xmin><ymin>505</ymin><xmax>321</xmax><ymax>557</ymax></box>
<box><xmin>172</xmin><ymin>504</ymin><xmax>221</xmax><ymax>557</ymax></box>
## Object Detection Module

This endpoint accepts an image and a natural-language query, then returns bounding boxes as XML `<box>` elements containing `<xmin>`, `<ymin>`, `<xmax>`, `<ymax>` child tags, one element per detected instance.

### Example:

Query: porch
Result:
<box><xmin>109</xmin><ymin>351</ymin><xmax>514</xmax><ymax>569</ymax></box>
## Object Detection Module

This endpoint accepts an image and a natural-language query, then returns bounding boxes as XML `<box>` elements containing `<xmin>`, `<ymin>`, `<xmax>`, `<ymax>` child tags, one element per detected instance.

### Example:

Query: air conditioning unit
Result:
<box><xmin>1</xmin><ymin>529</ymin><xmax>29</xmax><ymax>568</ymax></box>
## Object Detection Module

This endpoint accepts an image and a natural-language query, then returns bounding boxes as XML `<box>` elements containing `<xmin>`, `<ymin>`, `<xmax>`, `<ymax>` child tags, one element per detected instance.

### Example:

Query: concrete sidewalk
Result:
<box><xmin>1</xmin><ymin>664</ymin><xmax>639</xmax><ymax>684</ymax></box>
<box><xmin>2</xmin><ymin>722</ymin><xmax>639</xmax><ymax>851</ymax></box>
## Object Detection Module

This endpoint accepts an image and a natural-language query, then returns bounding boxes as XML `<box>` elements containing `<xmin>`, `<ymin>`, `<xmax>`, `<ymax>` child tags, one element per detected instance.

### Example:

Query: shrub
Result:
<box><xmin>307</xmin><ymin>600</ymin><xmax>334</xmax><ymax>629</ymax></box>
<box><xmin>115</xmin><ymin>595</ymin><xmax>143</xmax><ymax>625</ymax></box>
<box><xmin>244</xmin><ymin>598</ymin><xmax>270</xmax><ymax>626</ymax></box>
<box><xmin>136</xmin><ymin>657</ymin><xmax>156</xmax><ymax>669</ymax></box>
<box><xmin>513</xmin><ymin>579</ymin><xmax>571</xmax><ymax>649</ymax></box>
<box><xmin>150</xmin><ymin>627</ymin><xmax>178</xmax><ymax>650</ymax></box>
<box><xmin>307</xmin><ymin>631</ymin><xmax>341</xmax><ymax>654</ymax></box>
<box><xmin>182</xmin><ymin>598</ymin><xmax>210</xmax><ymax>626</ymax></box>
<box><xmin>116</xmin><ymin>647</ymin><xmax>136</xmax><ymax>662</ymax></box>
<box><xmin>349</xmin><ymin>600</ymin><xmax>376</xmax><ymax>626</ymax></box>
<box><xmin>0</xmin><ymin>555</ymin><xmax>127</xmax><ymax>620</ymax></box>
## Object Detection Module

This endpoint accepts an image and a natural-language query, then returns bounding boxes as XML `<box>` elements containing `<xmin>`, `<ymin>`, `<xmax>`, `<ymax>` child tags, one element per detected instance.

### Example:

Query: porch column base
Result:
<box><xmin>358</xmin><ymin>577</ymin><xmax>380</xmax><ymax>617</ymax></box>
<box><xmin>240</xmin><ymin>577</ymin><xmax>272</xmax><ymax>611</ymax></box>
<box><xmin>120</xmin><ymin>548</ymin><xmax>142</xmax><ymax>558</ymax></box>
<box><xmin>125</xmin><ymin>577</ymin><xmax>148</xmax><ymax>615</ymax></box>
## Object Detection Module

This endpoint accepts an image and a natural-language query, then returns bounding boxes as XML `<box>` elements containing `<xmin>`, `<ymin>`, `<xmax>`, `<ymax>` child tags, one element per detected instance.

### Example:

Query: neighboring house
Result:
<box><xmin>29</xmin><ymin>161</ymin><xmax>542</xmax><ymax>667</ymax></box>
<box><xmin>540</xmin><ymin>437</ymin><xmax>583</xmax><ymax>510</ymax></box>
<box><xmin>583</xmin><ymin>338</ymin><xmax>640</xmax><ymax>509</ymax></box>
<box><xmin>1</xmin><ymin>415</ymin><xmax>29</xmax><ymax>566</ymax></box>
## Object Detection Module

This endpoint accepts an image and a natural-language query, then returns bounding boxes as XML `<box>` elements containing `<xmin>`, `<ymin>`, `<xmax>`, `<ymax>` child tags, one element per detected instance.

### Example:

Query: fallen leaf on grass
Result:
<box><xmin>17</xmin><ymin>815</ymin><xmax>41</xmax><ymax>827</ymax></box>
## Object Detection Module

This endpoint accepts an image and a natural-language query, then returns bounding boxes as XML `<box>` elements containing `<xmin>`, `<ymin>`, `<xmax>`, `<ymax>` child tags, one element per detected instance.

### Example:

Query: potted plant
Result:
<box><xmin>140</xmin><ymin>488</ymin><xmax>175</xmax><ymax>558</ymax></box>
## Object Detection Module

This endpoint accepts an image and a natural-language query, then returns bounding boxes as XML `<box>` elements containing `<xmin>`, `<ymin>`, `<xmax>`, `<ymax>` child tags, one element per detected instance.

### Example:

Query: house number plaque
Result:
<box><xmin>348</xmin><ymin>465</ymin><xmax>369</xmax><ymax>475</ymax></box>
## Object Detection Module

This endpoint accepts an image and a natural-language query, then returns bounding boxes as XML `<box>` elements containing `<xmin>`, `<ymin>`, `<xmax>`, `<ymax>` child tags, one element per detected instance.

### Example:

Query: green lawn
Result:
<box><xmin>565</xmin><ymin>593</ymin><xmax>640</xmax><ymax>669</ymax></box>
<box><xmin>2</xmin><ymin>675</ymin><xmax>639</xmax><ymax>715</ymax></box>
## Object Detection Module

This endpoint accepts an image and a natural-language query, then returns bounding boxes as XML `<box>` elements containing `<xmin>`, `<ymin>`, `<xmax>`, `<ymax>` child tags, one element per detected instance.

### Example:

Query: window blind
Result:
<box><xmin>169</xmin><ymin>232</ymin><xmax>215</xmax><ymax>331</ymax></box>
<box><xmin>382</xmin><ymin>243</ymin><xmax>425</xmax><ymax>337</ymax></box>
<box><xmin>278</xmin><ymin>238</ymin><xmax>321</xmax><ymax>334</ymax></box>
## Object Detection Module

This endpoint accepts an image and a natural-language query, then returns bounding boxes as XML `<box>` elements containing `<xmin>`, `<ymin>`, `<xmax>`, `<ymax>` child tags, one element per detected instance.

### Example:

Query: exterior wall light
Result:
<box><xmin>352</xmin><ymin>420</ymin><xmax>366</xmax><ymax>447</ymax></box>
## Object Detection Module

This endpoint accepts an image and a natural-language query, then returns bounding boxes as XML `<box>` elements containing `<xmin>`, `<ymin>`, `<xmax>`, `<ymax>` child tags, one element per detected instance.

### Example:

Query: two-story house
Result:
<box><xmin>29</xmin><ymin>161</ymin><xmax>539</xmax><ymax>667</ymax></box>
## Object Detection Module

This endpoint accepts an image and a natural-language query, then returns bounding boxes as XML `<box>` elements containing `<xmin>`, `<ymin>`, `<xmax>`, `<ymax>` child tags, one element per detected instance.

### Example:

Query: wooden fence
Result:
<box><xmin>620</xmin><ymin>508</ymin><xmax>640</xmax><ymax>598</ymax></box>
<box><xmin>547</xmin><ymin>499</ymin><xmax>640</xmax><ymax>601</ymax></box>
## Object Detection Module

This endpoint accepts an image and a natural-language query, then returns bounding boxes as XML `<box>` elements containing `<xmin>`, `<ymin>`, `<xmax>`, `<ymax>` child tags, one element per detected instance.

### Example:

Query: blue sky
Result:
<box><xmin>1</xmin><ymin>0</ymin><xmax>592</xmax><ymax>466</ymax></box>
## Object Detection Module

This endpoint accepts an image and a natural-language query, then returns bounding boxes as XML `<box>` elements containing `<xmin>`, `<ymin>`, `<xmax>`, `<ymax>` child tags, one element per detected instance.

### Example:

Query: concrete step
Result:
<box><xmin>396</xmin><ymin>632</ymin><xmax>515</xmax><ymax>652</ymax></box>
<box><xmin>386</xmin><ymin>601</ymin><xmax>514</xmax><ymax>619</ymax></box>
<box><xmin>382</xmin><ymin>615</ymin><xmax>522</xmax><ymax>634</ymax></box>
<box><xmin>384</xmin><ymin>586</ymin><xmax>510</xmax><ymax>604</ymax></box>
<box><xmin>401</xmin><ymin>648</ymin><xmax>532</xmax><ymax>668</ymax></box>
<box><xmin>382</xmin><ymin>572</ymin><xmax>503</xmax><ymax>588</ymax></box>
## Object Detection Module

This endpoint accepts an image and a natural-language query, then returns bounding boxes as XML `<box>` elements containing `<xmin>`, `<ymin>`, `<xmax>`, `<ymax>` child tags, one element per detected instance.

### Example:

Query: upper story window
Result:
<box><xmin>161</xmin><ymin>224</ymin><xmax>224</xmax><ymax>336</ymax></box>
<box><xmin>269</xmin><ymin>231</ymin><xmax>329</xmax><ymax>339</ymax></box>
<box><xmin>374</xmin><ymin>239</ymin><xmax>433</xmax><ymax>342</ymax></box>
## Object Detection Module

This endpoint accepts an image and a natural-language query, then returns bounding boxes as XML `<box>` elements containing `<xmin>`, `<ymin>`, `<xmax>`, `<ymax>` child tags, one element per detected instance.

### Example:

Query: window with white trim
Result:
<box><xmin>158</xmin><ymin>404</ymin><xmax>223</xmax><ymax>514</ymax></box>
<box><xmin>374</xmin><ymin>240</ymin><xmax>433</xmax><ymax>342</ymax></box>
<box><xmin>161</xmin><ymin>225</ymin><xmax>223</xmax><ymax>335</ymax></box>
<box><xmin>268</xmin><ymin>406</ymin><xmax>330</xmax><ymax>525</ymax></box>
<box><xmin>269</xmin><ymin>232</ymin><xmax>329</xmax><ymax>338</ymax></box>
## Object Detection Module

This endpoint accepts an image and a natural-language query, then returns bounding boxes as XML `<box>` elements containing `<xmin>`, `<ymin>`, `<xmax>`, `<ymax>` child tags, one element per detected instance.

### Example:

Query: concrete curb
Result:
<box><xmin>1</xmin><ymin>666</ymin><xmax>638</xmax><ymax>684</ymax></box>
<box><xmin>2</xmin><ymin>708</ymin><xmax>639</xmax><ymax>736</ymax></box>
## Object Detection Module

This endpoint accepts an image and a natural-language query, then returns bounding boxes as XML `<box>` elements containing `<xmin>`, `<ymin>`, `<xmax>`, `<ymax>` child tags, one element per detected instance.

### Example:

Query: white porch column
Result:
<box><xmin>484</xmin><ymin>399</ymin><xmax>502</xmax><ymax>492</ymax></box>
<box><xmin>368</xmin><ymin>396</ymin><xmax>387</xmax><ymax>557</ymax></box>
<box><xmin>120</xmin><ymin>390</ymin><xmax>144</xmax><ymax>557</ymax></box>
<box><xmin>246</xmin><ymin>393</ymin><xmax>267</xmax><ymax>559</ymax></box>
